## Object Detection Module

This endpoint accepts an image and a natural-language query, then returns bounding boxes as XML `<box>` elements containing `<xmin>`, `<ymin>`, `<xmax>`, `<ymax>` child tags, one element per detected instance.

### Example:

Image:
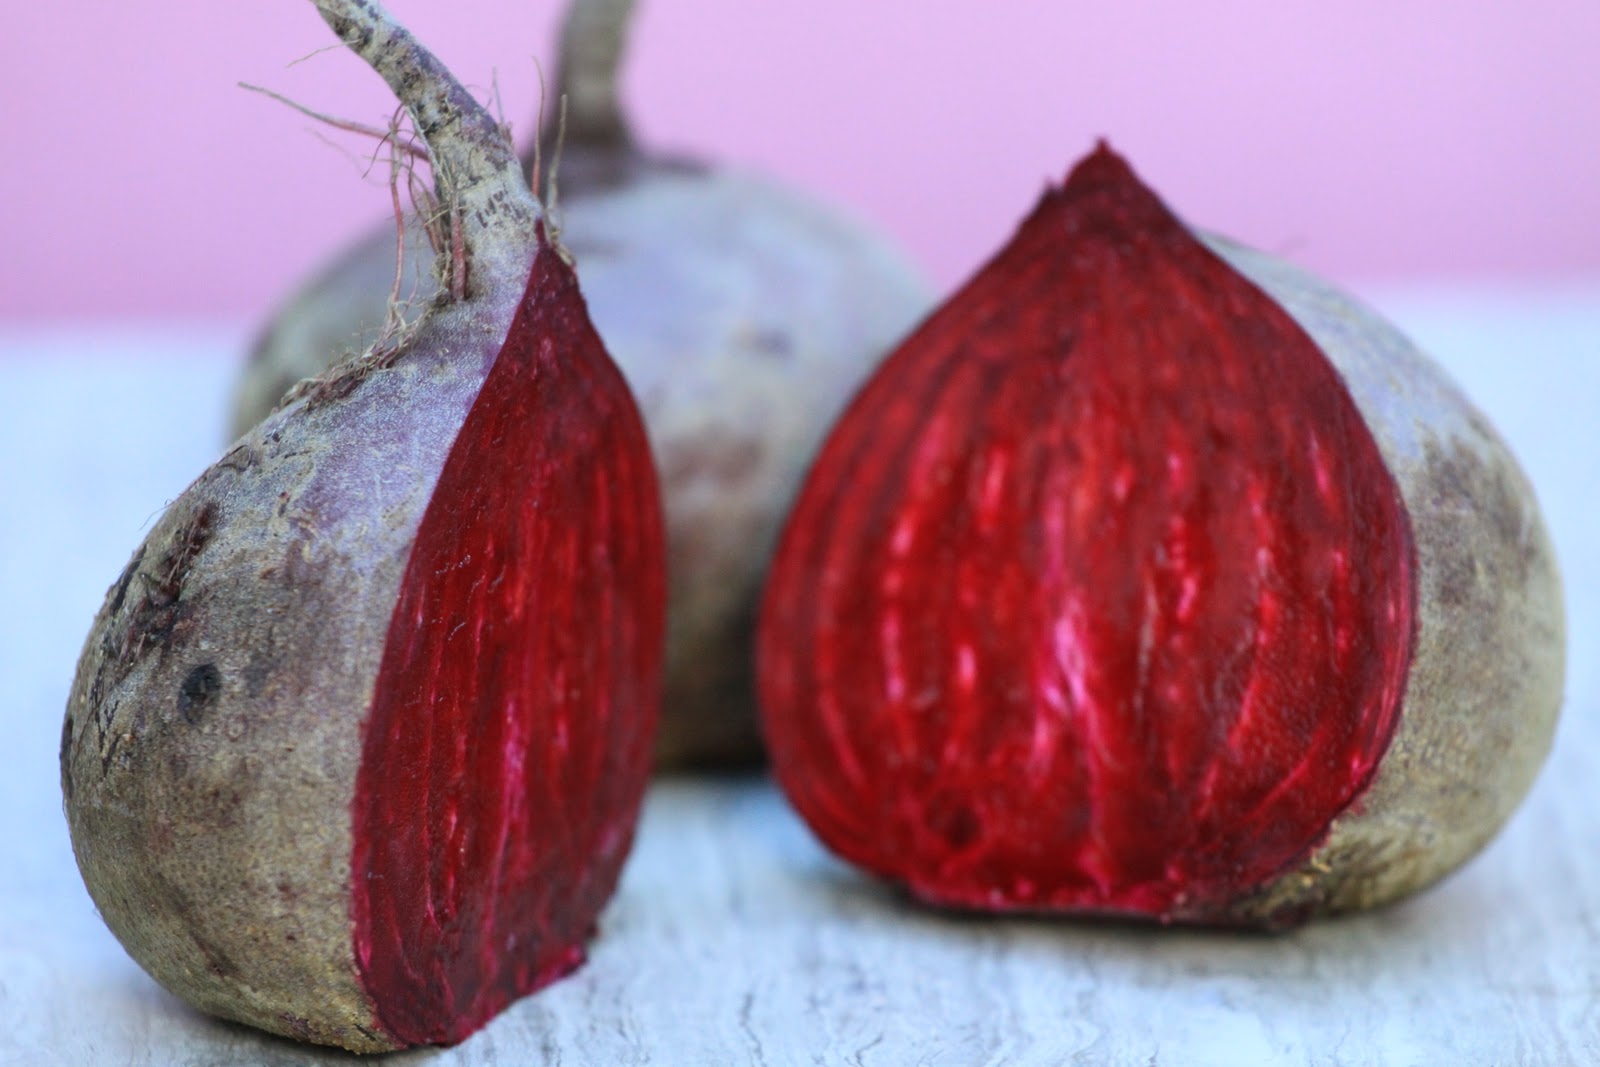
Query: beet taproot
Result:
<box><xmin>233</xmin><ymin>0</ymin><xmax>932</xmax><ymax>768</ymax></box>
<box><xmin>756</xmin><ymin>143</ymin><xmax>1565</xmax><ymax>928</ymax></box>
<box><xmin>61</xmin><ymin>0</ymin><xmax>663</xmax><ymax>1050</ymax></box>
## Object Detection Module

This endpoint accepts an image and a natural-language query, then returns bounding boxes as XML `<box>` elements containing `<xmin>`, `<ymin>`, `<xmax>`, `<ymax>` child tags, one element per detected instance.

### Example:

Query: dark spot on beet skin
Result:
<box><xmin>103</xmin><ymin>502</ymin><xmax>221</xmax><ymax>689</ymax></box>
<box><xmin>277</xmin><ymin>1012</ymin><xmax>315</xmax><ymax>1043</ymax></box>
<box><xmin>155</xmin><ymin>502</ymin><xmax>220</xmax><ymax>605</ymax></box>
<box><xmin>107</xmin><ymin>548</ymin><xmax>146</xmax><ymax>616</ymax></box>
<box><xmin>178</xmin><ymin>665</ymin><xmax>223</xmax><ymax>725</ymax></box>
<box><xmin>59</xmin><ymin>716</ymin><xmax>75</xmax><ymax>799</ymax></box>
<box><xmin>241</xmin><ymin>658</ymin><xmax>273</xmax><ymax>699</ymax></box>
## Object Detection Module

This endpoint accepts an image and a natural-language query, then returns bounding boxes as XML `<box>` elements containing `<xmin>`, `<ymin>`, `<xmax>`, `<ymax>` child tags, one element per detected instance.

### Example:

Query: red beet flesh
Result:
<box><xmin>352</xmin><ymin>232</ymin><xmax>664</xmax><ymax>1044</ymax></box>
<box><xmin>758</xmin><ymin>145</ymin><xmax>1417</xmax><ymax>922</ymax></box>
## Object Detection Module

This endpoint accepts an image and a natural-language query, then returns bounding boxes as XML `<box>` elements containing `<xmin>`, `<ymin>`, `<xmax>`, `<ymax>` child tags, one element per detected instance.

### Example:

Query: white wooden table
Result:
<box><xmin>3</xmin><ymin>287</ymin><xmax>1597</xmax><ymax>1065</ymax></box>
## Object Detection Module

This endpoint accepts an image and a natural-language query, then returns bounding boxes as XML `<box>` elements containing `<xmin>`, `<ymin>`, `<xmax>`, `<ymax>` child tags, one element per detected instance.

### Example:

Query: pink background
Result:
<box><xmin>2</xmin><ymin>1</ymin><xmax>1597</xmax><ymax>322</ymax></box>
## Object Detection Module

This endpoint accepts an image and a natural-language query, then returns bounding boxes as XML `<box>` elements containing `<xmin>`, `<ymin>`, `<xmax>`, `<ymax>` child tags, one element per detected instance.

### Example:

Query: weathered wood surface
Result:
<box><xmin>2</xmin><ymin>293</ymin><xmax>1597</xmax><ymax>1066</ymax></box>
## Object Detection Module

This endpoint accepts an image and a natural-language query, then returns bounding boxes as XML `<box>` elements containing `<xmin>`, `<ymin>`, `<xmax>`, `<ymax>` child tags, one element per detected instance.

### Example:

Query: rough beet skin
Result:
<box><xmin>757</xmin><ymin>144</ymin><xmax>1565</xmax><ymax>927</ymax></box>
<box><xmin>60</xmin><ymin>0</ymin><xmax>663</xmax><ymax>1051</ymax></box>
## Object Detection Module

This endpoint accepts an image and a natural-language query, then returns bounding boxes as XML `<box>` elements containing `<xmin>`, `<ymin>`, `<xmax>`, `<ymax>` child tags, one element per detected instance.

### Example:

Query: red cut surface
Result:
<box><xmin>350</xmin><ymin>236</ymin><xmax>664</xmax><ymax>1045</ymax></box>
<box><xmin>757</xmin><ymin>144</ymin><xmax>1416</xmax><ymax>924</ymax></box>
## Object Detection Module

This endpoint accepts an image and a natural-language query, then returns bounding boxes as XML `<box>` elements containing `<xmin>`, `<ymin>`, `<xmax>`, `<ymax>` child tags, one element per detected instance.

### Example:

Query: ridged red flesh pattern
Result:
<box><xmin>758</xmin><ymin>145</ymin><xmax>1416</xmax><ymax>923</ymax></box>
<box><xmin>350</xmin><ymin>236</ymin><xmax>664</xmax><ymax>1045</ymax></box>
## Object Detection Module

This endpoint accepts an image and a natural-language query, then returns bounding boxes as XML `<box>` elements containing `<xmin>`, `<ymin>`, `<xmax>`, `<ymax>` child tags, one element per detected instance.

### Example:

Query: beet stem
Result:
<box><xmin>551</xmin><ymin>0</ymin><xmax>635</xmax><ymax>146</ymax></box>
<box><xmin>311</xmin><ymin>0</ymin><xmax>541</xmax><ymax>298</ymax></box>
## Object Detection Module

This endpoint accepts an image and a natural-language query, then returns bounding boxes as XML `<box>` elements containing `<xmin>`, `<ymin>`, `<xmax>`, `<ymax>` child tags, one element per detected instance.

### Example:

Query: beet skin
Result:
<box><xmin>61</xmin><ymin>0</ymin><xmax>663</xmax><ymax>1051</ymax></box>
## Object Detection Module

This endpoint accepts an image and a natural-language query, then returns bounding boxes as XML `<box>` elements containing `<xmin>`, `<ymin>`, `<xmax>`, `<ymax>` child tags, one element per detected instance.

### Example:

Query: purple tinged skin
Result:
<box><xmin>62</xmin><ymin>0</ymin><xmax>663</xmax><ymax>1051</ymax></box>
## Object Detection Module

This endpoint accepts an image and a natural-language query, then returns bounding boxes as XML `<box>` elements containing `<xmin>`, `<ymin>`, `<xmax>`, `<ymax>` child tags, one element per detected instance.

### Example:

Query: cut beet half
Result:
<box><xmin>757</xmin><ymin>144</ymin><xmax>1417</xmax><ymax>923</ymax></box>
<box><xmin>350</xmin><ymin>232</ymin><xmax>664</xmax><ymax>1045</ymax></box>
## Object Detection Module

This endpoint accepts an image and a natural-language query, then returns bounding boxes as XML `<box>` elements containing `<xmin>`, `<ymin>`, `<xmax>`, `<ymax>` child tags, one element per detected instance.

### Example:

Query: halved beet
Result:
<box><xmin>61</xmin><ymin>0</ymin><xmax>662</xmax><ymax>1051</ymax></box>
<box><xmin>234</xmin><ymin>0</ymin><xmax>933</xmax><ymax>770</ymax></box>
<box><xmin>757</xmin><ymin>143</ymin><xmax>1564</xmax><ymax>927</ymax></box>
<box><xmin>349</xmin><ymin>236</ymin><xmax>662</xmax><ymax>1046</ymax></box>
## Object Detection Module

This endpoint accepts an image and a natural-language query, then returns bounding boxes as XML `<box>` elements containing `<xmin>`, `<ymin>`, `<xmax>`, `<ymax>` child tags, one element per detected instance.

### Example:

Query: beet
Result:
<box><xmin>60</xmin><ymin>0</ymin><xmax>663</xmax><ymax>1051</ymax></box>
<box><xmin>756</xmin><ymin>143</ymin><xmax>1565</xmax><ymax>928</ymax></box>
<box><xmin>233</xmin><ymin>0</ymin><xmax>932</xmax><ymax>768</ymax></box>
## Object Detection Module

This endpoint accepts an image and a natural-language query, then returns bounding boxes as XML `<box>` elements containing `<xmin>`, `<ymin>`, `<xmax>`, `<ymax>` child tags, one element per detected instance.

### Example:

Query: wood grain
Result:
<box><xmin>2</xmin><ymin>302</ymin><xmax>1597</xmax><ymax>1065</ymax></box>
